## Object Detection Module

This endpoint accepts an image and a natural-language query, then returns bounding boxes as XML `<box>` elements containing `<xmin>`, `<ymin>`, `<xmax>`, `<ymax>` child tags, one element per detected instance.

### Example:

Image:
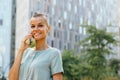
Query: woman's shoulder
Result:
<box><xmin>49</xmin><ymin>47</ymin><xmax>61</xmax><ymax>56</ymax></box>
<box><xmin>49</xmin><ymin>47</ymin><xmax>61</xmax><ymax>53</ymax></box>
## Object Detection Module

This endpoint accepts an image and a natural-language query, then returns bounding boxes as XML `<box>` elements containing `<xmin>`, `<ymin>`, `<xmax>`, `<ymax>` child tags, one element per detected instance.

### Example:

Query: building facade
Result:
<box><xmin>16</xmin><ymin>0</ymin><xmax>119</xmax><ymax>56</ymax></box>
<box><xmin>0</xmin><ymin>0</ymin><xmax>16</xmax><ymax>78</ymax></box>
<box><xmin>15</xmin><ymin>0</ymin><xmax>30</xmax><ymax>54</ymax></box>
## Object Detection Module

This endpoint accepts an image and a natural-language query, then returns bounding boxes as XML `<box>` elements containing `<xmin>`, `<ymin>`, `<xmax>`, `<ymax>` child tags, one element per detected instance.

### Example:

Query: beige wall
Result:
<box><xmin>15</xmin><ymin>0</ymin><xmax>30</xmax><ymax>55</ymax></box>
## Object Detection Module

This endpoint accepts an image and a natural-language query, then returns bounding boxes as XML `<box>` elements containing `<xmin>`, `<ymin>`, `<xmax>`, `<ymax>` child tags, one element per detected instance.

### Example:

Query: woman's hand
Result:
<box><xmin>53</xmin><ymin>73</ymin><xmax>63</xmax><ymax>80</ymax></box>
<box><xmin>19</xmin><ymin>34</ymin><xmax>33</xmax><ymax>51</ymax></box>
<box><xmin>8</xmin><ymin>34</ymin><xmax>33</xmax><ymax>80</ymax></box>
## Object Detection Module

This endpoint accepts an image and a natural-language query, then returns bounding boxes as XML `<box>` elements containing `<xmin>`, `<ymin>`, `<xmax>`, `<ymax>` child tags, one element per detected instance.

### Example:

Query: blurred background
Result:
<box><xmin>0</xmin><ymin>0</ymin><xmax>120</xmax><ymax>80</ymax></box>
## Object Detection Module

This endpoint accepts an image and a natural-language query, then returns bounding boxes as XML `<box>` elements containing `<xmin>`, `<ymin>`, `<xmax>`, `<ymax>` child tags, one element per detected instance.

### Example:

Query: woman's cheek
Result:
<box><xmin>31</xmin><ymin>31</ymin><xmax>34</xmax><ymax>36</ymax></box>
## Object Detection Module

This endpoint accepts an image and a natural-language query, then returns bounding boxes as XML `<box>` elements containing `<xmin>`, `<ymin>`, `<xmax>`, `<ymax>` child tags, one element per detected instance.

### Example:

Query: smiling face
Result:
<box><xmin>30</xmin><ymin>16</ymin><xmax>50</xmax><ymax>41</ymax></box>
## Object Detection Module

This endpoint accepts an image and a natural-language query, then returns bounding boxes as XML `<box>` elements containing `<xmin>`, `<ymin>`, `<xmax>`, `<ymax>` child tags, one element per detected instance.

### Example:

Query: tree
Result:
<box><xmin>62</xmin><ymin>25</ymin><xmax>119</xmax><ymax>80</ymax></box>
<box><xmin>62</xmin><ymin>50</ymin><xmax>81</xmax><ymax>80</ymax></box>
<box><xmin>79</xmin><ymin>25</ymin><xmax>117</xmax><ymax>80</ymax></box>
<box><xmin>109</xmin><ymin>58</ymin><xmax>120</xmax><ymax>76</ymax></box>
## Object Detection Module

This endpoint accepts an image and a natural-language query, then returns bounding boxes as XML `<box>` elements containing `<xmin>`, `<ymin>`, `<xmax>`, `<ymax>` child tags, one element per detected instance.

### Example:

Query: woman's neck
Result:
<box><xmin>35</xmin><ymin>39</ymin><xmax>49</xmax><ymax>51</ymax></box>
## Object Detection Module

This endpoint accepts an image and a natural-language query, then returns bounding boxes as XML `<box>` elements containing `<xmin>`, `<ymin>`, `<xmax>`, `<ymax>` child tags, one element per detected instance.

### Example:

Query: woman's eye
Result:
<box><xmin>31</xmin><ymin>26</ymin><xmax>35</xmax><ymax>28</ymax></box>
<box><xmin>38</xmin><ymin>25</ymin><xmax>43</xmax><ymax>27</ymax></box>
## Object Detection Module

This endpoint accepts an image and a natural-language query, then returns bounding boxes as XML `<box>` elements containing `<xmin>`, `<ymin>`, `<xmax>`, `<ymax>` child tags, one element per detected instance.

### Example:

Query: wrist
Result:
<box><xmin>19</xmin><ymin>48</ymin><xmax>26</xmax><ymax>51</ymax></box>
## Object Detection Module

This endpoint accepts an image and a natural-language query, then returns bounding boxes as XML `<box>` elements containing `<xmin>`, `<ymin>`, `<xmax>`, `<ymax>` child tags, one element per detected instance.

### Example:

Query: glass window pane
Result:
<box><xmin>74</xmin><ymin>6</ymin><xmax>77</xmax><ymax>14</ymax></box>
<box><xmin>68</xmin><ymin>3</ymin><xmax>71</xmax><ymax>11</ymax></box>
<box><xmin>64</xmin><ymin>11</ymin><xmax>67</xmax><ymax>20</ymax></box>
<box><xmin>53</xmin><ymin>0</ymin><xmax>56</xmax><ymax>5</ymax></box>
<box><xmin>69</xmin><ymin>23</ymin><xmax>72</xmax><ymax>29</ymax></box>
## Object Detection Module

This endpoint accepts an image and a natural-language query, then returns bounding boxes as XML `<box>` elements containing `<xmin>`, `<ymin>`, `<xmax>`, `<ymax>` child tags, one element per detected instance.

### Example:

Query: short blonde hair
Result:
<box><xmin>33</xmin><ymin>12</ymin><xmax>47</xmax><ymax>18</ymax></box>
<box><xmin>32</xmin><ymin>12</ymin><xmax>49</xmax><ymax>26</ymax></box>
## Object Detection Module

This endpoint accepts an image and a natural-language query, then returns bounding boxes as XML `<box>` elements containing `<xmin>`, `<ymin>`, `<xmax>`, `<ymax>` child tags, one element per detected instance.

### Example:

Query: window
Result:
<box><xmin>79</xmin><ymin>26</ymin><xmax>82</xmax><ymax>34</ymax></box>
<box><xmin>69</xmin><ymin>23</ymin><xmax>72</xmax><ymax>29</ymax></box>
<box><xmin>53</xmin><ymin>0</ymin><xmax>56</xmax><ymax>5</ymax></box>
<box><xmin>58</xmin><ymin>20</ymin><xmax>61</xmax><ymax>28</ymax></box>
<box><xmin>80</xmin><ymin>18</ymin><xmax>83</xmax><ymax>24</ymax></box>
<box><xmin>64</xmin><ymin>45</ymin><xmax>67</xmax><ymax>49</ymax></box>
<box><xmin>67</xmin><ymin>42</ymin><xmax>71</xmax><ymax>50</ymax></box>
<box><xmin>0</xmin><ymin>19</ymin><xmax>3</xmax><ymax>25</ymax></box>
<box><xmin>75</xmin><ymin>35</ymin><xmax>78</xmax><ymax>42</ymax></box>
<box><xmin>79</xmin><ymin>0</ymin><xmax>82</xmax><ymax>5</ymax></box>
<box><xmin>91</xmin><ymin>4</ymin><xmax>95</xmax><ymax>11</ymax></box>
<box><xmin>83</xmin><ymin>27</ymin><xmax>86</xmax><ymax>35</ymax></box>
<box><xmin>57</xmin><ymin>30</ymin><xmax>59</xmax><ymax>38</ymax></box>
<box><xmin>96</xmin><ymin>23</ymin><xmax>99</xmax><ymax>28</ymax></box>
<box><xmin>74</xmin><ymin>6</ymin><xmax>77</xmax><ymax>14</ymax></box>
<box><xmin>59</xmin><ymin>40</ymin><xmax>62</xmax><ymax>50</ymax></box>
<box><xmin>68</xmin><ymin>3</ymin><xmax>71</xmax><ymax>11</ymax></box>
<box><xmin>88</xmin><ymin>12</ymin><xmax>91</xmax><ymax>19</ymax></box>
<box><xmin>83</xmin><ymin>0</ymin><xmax>85</xmax><ymax>7</ymax></box>
<box><xmin>70</xmin><ymin>31</ymin><xmax>73</xmax><ymax>41</ymax></box>
<box><xmin>52</xmin><ymin>7</ymin><xmax>54</xmax><ymax>15</ymax></box>
<box><xmin>59</xmin><ymin>31</ymin><xmax>62</xmax><ymax>39</ymax></box>
<box><xmin>37</xmin><ymin>1</ymin><xmax>41</xmax><ymax>10</ymax></box>
<box><xmin>64</xmin><ymin>31</ymin><xmax>67</xmax><ymax>41</ymax></box>
<box><xmin>67</xmin><ymin>32</ymin><xmax>70</xmax><ymax>41</ymax></box>
<box><xmin>88</xmin><ymin>19</ymin><xmax>91</xmax><ymax>25</ymax></box>
<box><xmin>54</xmin><ymin>30</ymin><xmax>56</xmax><ymax>38</ymax></box>
<box><xmin>64</xmin><ymin>11</ymin><xmax>67</xmax><ymax>20</ymax></box>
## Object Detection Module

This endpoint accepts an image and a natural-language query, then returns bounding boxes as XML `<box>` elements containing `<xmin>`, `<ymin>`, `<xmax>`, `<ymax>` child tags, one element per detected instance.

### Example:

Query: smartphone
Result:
<box><xmin>26</xmin><ymin>37</ymin><xmax>36</xmax><ymax>48</ymax></box>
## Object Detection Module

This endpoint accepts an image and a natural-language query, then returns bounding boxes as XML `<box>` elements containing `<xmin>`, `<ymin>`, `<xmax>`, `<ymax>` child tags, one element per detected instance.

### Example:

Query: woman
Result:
<box><xmin>8</xmin><ymin>13</ymin><xmax>64</xmax><ymax>80</ymax></box>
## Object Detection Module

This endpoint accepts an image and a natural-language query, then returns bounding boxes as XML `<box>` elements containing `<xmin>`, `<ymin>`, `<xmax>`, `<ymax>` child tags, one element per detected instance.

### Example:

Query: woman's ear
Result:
<box><xmin>47</xmin><ymin>25</ymin><xmax>51</xmax><ymax>32</ymax></box>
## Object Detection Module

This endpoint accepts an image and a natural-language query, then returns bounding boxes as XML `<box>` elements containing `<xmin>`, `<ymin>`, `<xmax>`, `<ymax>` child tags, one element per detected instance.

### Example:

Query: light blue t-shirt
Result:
<box><xmin>19</xmin><ymin>47</ymin><xmax>64</xmax><ymax>80</ymax></box>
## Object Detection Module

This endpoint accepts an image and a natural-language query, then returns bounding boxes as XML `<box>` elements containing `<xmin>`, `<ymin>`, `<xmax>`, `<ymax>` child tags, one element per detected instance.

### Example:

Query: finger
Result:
<box><xmin>22</xmin><ymin>35</ymin><xmax>32</xmax><ymax>43</ymax></box>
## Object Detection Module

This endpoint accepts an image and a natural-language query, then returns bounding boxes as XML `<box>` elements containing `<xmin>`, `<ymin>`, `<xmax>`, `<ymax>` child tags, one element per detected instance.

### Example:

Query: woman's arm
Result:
<box><xmin>53</xmin><ymin>73</ymin><xmax>63</xmax><ymax>80</ymax></box>
<box><xmin>8</xmin><ymin>49</ymin><xmax>25</xmax><ymax>80</ymax></box>
<box><xmin>8</xmin><ymin>35</ymin><xmax>32</xmax><ymax>80</ymax></box>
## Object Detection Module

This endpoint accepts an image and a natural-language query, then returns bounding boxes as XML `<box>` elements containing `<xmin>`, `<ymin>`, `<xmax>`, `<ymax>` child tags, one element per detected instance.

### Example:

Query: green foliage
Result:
<box><xmin>62</xmin><ymin>25</ymin><xmax>120</xmax><ymax>80</ymax></box>
<box><xmin>62</xmin><ymin>50</ymin><xmax>81</xmax><ymax>80</ymax></box>
<box><xmin>108</xmin><ymin>58</ymin><xmax>120</xmax><ymax>76</ymax></box>
<box><xmin>79</xmin><ymin>25</ymin><xmax>116</xmax><ymax>54</ymax></box>
<box><xmin>79</xmin><ymin>25</ymin><xmax>118</xmax><ymax>80</ymax></box>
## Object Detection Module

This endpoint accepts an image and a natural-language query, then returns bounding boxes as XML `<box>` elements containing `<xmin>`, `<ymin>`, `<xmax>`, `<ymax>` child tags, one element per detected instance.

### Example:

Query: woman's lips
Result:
<box><xmin>34</xmin><ymin>33</ymin><xmax>40</xmax><ymax>36</ymax></box>
<box><xmin>34</xmin><ymin>32</ymin><xmax>41</xmax><ymax>38</ymax></box>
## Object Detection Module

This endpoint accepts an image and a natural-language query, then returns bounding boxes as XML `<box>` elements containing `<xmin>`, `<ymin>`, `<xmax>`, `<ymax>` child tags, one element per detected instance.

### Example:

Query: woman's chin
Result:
<box><xmin>35</xmin><ymin>38</ymin><xmax>41</xmax><ymax>40</ymax></box>
<box><xmin>34</xmin><ymin>37</ymin><xmax>44</xmax><ymax>41</ymax></box>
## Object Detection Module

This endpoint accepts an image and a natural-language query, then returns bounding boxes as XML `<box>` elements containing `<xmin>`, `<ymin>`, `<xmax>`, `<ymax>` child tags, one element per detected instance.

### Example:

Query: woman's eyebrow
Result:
<box><xmin>38</xmin><ymin>22</ymin><xmax>43</xmax><ymax>25</ymax></box>
<box><xmin>31</xmin><ymin>24</ymin><xmax>35</xmax><ymax>26</ymax></box>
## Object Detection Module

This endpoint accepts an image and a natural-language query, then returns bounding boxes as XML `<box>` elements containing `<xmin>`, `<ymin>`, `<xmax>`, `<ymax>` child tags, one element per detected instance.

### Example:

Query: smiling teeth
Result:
<box><xmin>35</xmin><ymin>32</ymin><xmax>39</xmax><ymax>34</ymax></box>
<box><xmin>35</xmin><ymin>32</ymin><xmax>41</xmax><ymax>36</ymax></box>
